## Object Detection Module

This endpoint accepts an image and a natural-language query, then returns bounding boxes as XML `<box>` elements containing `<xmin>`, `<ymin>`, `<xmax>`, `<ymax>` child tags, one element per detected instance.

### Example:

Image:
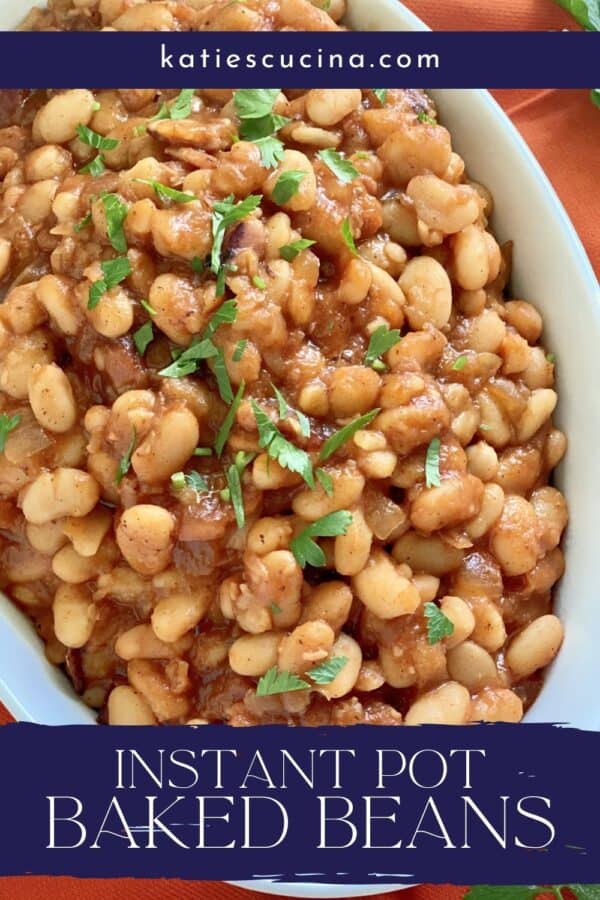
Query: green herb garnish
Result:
<box><xmin>290</xmin><ymin>510</ymin><xmax>353</xmax><ymax>568</ymax></box>
<box><xmin>232</xmin><ymin>339</ymin><xmax>248</xmax><ymax>362</ymax></box>
<box><xmin>317</xmin><ymin>149</ymin><xmax>359</xmax><ymax>184</ymax></box>
<box><xmin>364</xmin><ymin>325</ymin><xmax>401</xmax><ymax>369</ymax></box>
<box><xmin>424</xmin><ymin>601</ymin><xmax>454</xmax><ymax>645</ymax></box>
<box><xmin>233</xmin><ymin>89</ymin><xmax>289</xmax><ymax>168</ymax></box>
<box><xmin>74</xmin><ymin>211</ymin><xmax>92</xmax><ymax>233</ymax></box>
<box><xmin>100</xmin><ymin>193</ymin><xmax>128</xmax><ymax>253</ymax></box>
<box><xmin>76</xmin><ymin>124</ymin><xmax>119</xmax><ymax>152</ymax></box>
<box><xmin>133</xmin><ymin>321</ymin><xmax>153</xmax><ymax>355</ymax></box>
<box><xmin>552</xmin><ymin>0</ymin><xmax>600</xmax><ymax>30</ymax></box>
<box><xmin>0</xmin><ymin>414</ymin><xmax>21</xmax><ymax>452</ymax></box>
<box><xmin>425</xmin><ymin>436</ymin><xmax>441</xmax><ymax>488</ymax></box>
<box><xmin>272</xmin><ymin>384</ymin><xmax>311</xmax><ymax>438</ymax></box>
<box><xmin>340</xmin><ymin>217</ymin><xmax>358</xmax><ymax>256</ymax></box>
<box><xmin>452</xmin><ymin>354</ymin><xmax>469</xmax><ymax>371</ymax></box>
<box><xmin>279</xmin><ymin>238</ymin><xmax>316</xmax><ymax>261</ymax></box>
<box><xmin>256</xmin><ymin>666</ymin><xmax>310</xmax><ymax>696</ymax></box>
<box><xmin>159</xmin><ymin>338</ymin><xmax>218</xmax><ymax>378</ymax></box>
<box><xmin>79</xmin><ymin>155</ymin><xmax>106</xmax><ymax>177</ymax></box>
<box><xmin>210</xmin><ymin>194</ymin><xmax>262</xmax><ymax>277</ymax></box>
<box><xmin>252</xmin><ymin>400</ymin><xmax>314</xmax><ymax>488</ymax></box>
<box><xmin>88</xmin><ymin>256</ymin><xmax>131</xmax><ymax>310</ymax></box>
<box><xmin>373</xmin><ymin>89</ymin><xmax>388</xmax><ymax>105</ymax></box>
<box><xmin>169</xmin><ymin>89</ymin><xmax>196</xmax><ymax>120</ymax></box>
<box><xmin>115</xmin><ymin>428</ymin><xmax>136</xmax><ymax>484</ymax></box>
<box><xmin>307</xmin><ymin>656</ymin><xmax>348</xmax><ymax>684</ymax></box>
<box><xmin>315</xmin><ymin>468</ymin><xmax>334</xmax><ymax>496</ymax></box>
<box><xmin>271</xmin><ymin>170</ymin><xmax>306</xmax><ymax>205</ymax></box>
<box><xmin>171</xmin><ymin>470</ymin><xmax>209</xmax><ymax>493</ymax></box>
<box><xmin>318</xmin><ymin>409</ymin><xmax>380</xmax><ymax>462</ymax></box>
<box><xmin>134</xmin><ymin>179</ymin><xmax>195</xmax><ymax>204</ymax></box>
<box><xmin>214</xmin><ymin>380</ymin><xmax>245</xmax><ymax>457</ymax></box>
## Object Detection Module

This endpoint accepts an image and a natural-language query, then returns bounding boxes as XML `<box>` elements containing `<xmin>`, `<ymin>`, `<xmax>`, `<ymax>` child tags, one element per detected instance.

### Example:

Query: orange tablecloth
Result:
<box><xmin>0</xmin><ymin>1</ymin><xmax>598</xmax><ymax>898</ymax></box>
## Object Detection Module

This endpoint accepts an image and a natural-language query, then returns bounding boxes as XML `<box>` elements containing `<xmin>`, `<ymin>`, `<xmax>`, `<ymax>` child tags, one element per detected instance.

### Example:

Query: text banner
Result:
<box><xmin>0</xmin><ymin>722</ymin><xmax>597</xmax><ymax>884</ymax></box>
<box><xmin>0</xmin><ymin>32</ymin><xmax>597</xmax><ymax>87</ymax></box>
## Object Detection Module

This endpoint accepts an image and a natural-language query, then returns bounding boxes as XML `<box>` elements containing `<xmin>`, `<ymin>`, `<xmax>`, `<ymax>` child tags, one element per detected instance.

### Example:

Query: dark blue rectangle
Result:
<box><xmin>0</xmin><ymin>32</ymin><xmax>597</xmax><ymax>88</ymax></box>
<box><xmin>0</xmin><ymin>722</ymin><xmax>598</xmax><ymax>884</ymax></box>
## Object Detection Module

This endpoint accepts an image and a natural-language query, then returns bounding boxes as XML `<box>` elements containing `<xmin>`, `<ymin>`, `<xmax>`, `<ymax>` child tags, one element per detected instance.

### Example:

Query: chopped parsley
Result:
<box><xmin>307</xmin><ymin>656</ymin><xmax>348</xmax><ymax>684</ymax></box>
<box><xmin>214</xmin><ymin>379</ymin><xmax>245</xmax><ymax>457</ymax></box>
<box><xmin>210</xmin><ymin>194</ymin><xmax>262</xmax><ymax>279</ymax></box>
<box><xmin>224</xmin><ymin>462</ymin><xmax>244</xmax><ymax>526</ymax></box>
<box><xmin>76</xmin><ymin>124</ymin><xmax>119</xmax><ymax>152</ymax></box>
<box><xmin>221</xmin><ymin>451</ymin><xmax>255</xmax><ymax>527</ymax></box>
<box><xmin>233</xmin><ymin>89</ymin><xmax>290</xmax><ymax>168</ymax></box>
<box><xmin>193</xmin><ymin>447</ymin><xmax>212</xmax><ymax>457</ymax></box>
<box><xmin>315</xmin><ymin>467</ymin><xmax>334</xmax><ymax>496</ymax></box>
<box><xmin>256</xmin><ymin>666</ymin><xmax>310</xmax><ymax>696</ymax></box>
<box><xmin>115</xmin><ymin>428</ymin><xmax>136</xmax><ymax>484</ymax></box>
<box><xmin>203</xmin><ymin>299</ymin><xmax>238</xmax><ymax>339</ymax></box>
<box><xmin>0</xmin><ymin>413</ymin><xmax>21</xmax><ymax>452</ymax></box>
<box><xmin>340</xmin><ymin>217</ymin><xmax>359</xmax><ymax>256</ymax></box>
<box><xmin>417</xmin><ymin>110</ymin><xmax>436</xmax><ymax>125</ymax></box>
<box><xmin>290</xmin><ymin>510</ymin><xmax>353</xmax><ymax>568</ymax></box>
<box><xmin>191</xmin><ymin>256</ymin><xmax>205</xmax><ymax>274</ymax></box>
<box><xmin>373</xmin><ymin>89</ymin><xmax>388</xmax><ymax>105</ymax></box>
<box><xmin>255</xmin><ymin>656</ymin><xmax>349</xmax><ymax>695</ymax></box>
<box><xmin>79</xmin><ymin>155</ymin><xmax>106</xmax><ymax>177</ymax></box>
<box><xmin>552</xmin><ymin>0</ymin><xmax>600</xmax><ymax>30</ymax></box>
<box><xmin>134</xmin><ymin>179</ymin><xmax>196</xmax><ymax>204</ymax></box>
<box><xmin>253</xmin><ymin>136</ymin><xmax>287</xmax><ymax>168</ymax></box>
<box><xmin>158</xmin><ymin>301</ymin><xmax>237</xmax><ymax>385</ymax></box>
<box><xmin>88</xmin><ymin>256</ymin><xmax>131</xmax><ymax>310</ymax></box>
<box><xmin>424</xmin><ymin>602</ymin><xmax>454</xmax><ymax>645</ymax></box>
<box><xmin>464</xmin><ymin>887</ymin><xmax>599</xmax><ymax>900</ymax></box>
<box><xmin>100</xmin><ymin>192</ymin><xmax>128</xmax><ymax>253</ymax></box>
<box><xmin>133</xmin><ymin>321</ymin><xmax>154</xmax><ymax>355</ymax></box>
<box><xmin>318</xmin><ymin>408</ymin><xmax>380</xmax><ymax>462</ymax></box>
<box><xmin>212</xmin><ymin>347</ymin><xmax>234</xmax><ymax>403</ymax></box>
<box><xmin>271</xmin><ymin>170</ymin><xmax>306</xmax><ymax>205</ymax></box>
<box><xmin>252</xmin><ymin>400</ymin><xmax>314</xmax><ymax>488</ymax></box>
<box><xmin>272</xmin><ymin>384</ymin><xmax>311</xmax><ymax>438</ymax></box>
<box><xmin>279</xmin><ymin>238</ymin><xmax>316</xmax><ymax>261</ymax></box>
<box><xmin>317</xmin><ymin>149</ymin><xmax>359</xmax><ymax>184</ymax></box>
<box><xmin>452</xmin><ymin>354</ymin><xmax>469</xmax><ymax>371</ymax></box>
<box><xmin>232</xmin><ymin>339</ymin><xmax>248</xmax><ymax>362</ymax></box>
<box><xmin>159</xmin><ymin>338</ymin><xmax>218</xmax><ymax>378</ymax></box>
<box><xmin>169</xmin><ymin>89</ymin><xmax>196</xmax><ymax>120</ymax></box>
<box><xmin>139</xmin><ymin>299</ymin><xmax>156</xmax><ymax>316</ymax></box>
<box><xmin>234</xmin><ymin>88</ymin><xmax>281</xmax><ymax>120</ymax></box>
<box><xmin>252</xmin><ymin>275</ymin><xmax>266</xmax><ymax>290</ymax></box>
<box><xmin>171</xmin><ymin>470</ymin><xmax>209</xmax><ymax>494</ymax></box>
<box><xmin>425</xmin><ymin>436</ymin><xmax>441</xmax><ymax>488</ymax></box>
<box><xmin>74</xmin><ymin>211</ymin><xmax>92</xmax><ymax>233</ymax></box>
<box><xmin>364</xmin><ymin>325</ymin><xmax>401</xmax><ymax>369</ymax></box>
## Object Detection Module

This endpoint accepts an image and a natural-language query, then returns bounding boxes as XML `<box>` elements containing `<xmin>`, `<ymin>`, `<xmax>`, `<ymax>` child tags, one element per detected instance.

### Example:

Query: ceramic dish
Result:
<box><xmin>0</xmin><ymin>0</ymin><xmax>599</xmax><ymax>896</ymax></box>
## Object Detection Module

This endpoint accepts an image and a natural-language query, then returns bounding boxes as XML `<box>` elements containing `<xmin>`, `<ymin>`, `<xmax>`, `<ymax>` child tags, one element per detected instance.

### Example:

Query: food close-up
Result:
<box><xmin>0</xmin><ymin>74</ymin><xmax>568</xmax><ymax>727</ymax></box>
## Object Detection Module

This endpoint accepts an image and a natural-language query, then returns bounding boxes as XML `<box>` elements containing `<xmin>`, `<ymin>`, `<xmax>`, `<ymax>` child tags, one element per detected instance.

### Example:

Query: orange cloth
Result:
<box><xmin>0</xmin><ymin>2</ymin><xmax>598</xmax><ymax>899</ymax></box>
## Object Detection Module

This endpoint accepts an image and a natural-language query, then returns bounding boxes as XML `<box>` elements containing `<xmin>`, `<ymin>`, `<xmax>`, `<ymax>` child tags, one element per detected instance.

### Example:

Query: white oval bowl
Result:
<box><xmin>0</xmin><ymin>0</ymin><xmax>599</xmax><ymax>896</ymax></box>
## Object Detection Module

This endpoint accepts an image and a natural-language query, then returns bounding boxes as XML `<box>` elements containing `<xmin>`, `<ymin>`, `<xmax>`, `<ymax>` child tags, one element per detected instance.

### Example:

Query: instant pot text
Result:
<box><xmin>46</xmin><ymin>745</ymin><xmax>554</xmax><ymax>851</ymax></box>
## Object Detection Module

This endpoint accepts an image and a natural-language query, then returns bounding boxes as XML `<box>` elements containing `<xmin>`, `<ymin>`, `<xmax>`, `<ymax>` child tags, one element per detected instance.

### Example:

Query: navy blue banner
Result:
<box><xmin>0</xmin><ymin>32</ymin><xmax>597</xmax><ymax>88</ymax></box>
<box><xmin>0</xmin><ymin>722</ymin><xmax>597</xmax><ymax>884</ymax></box>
